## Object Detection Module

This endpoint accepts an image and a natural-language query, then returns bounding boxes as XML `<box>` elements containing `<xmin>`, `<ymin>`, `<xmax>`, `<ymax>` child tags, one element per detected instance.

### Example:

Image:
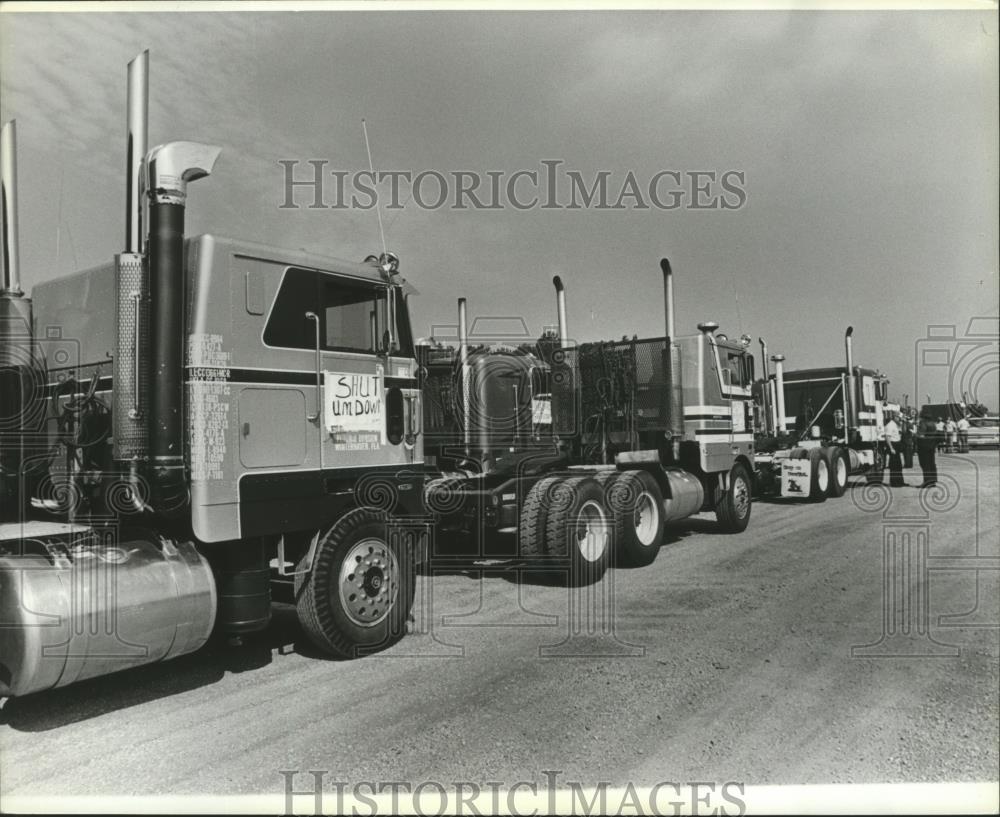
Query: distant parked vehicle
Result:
<box><xmin>966</xmin><ymin>416</ymin><xmax>1000</xmax><ymax>449</ymax></box>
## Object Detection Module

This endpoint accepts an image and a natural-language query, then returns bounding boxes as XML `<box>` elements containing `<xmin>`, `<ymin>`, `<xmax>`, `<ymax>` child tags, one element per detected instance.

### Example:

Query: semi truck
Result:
<box><xmin>0</xmin><ymin>53</ymin><xmax>428</xmax><ymax>697</ymax></box>
<box><xmin>752</xmin><ymin>327</ymin><xmax>895</xmax><ymax>501</ymax></box>
<box><xmin>419</xmin><ymin>263</ymin><xmax>757</xmax><ymax>585</ymax></box>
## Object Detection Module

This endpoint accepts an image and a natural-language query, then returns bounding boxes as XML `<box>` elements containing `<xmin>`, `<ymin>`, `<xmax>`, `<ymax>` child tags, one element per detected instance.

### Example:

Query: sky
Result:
<box><xmin>1</xmin><ymin>4</ymin><xmax>997</xmax><ymax>409</ymax></box>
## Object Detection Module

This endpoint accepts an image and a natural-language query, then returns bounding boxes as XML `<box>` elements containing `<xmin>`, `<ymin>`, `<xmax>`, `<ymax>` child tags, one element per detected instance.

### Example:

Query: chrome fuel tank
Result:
<box><xmin>0</xmin><ymin>531</ymin><xmax>216</xmax><ymax>697</ymax></box>
<box><xmin>661</xmin><ymin>468</ymin><xmax>705</xmax><ymax>522</ymax></box>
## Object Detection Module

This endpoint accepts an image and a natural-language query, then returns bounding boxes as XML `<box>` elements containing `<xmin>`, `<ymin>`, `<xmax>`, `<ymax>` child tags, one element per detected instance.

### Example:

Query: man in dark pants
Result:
<box><xmin>916</xmin><ymin>407</ymin><xmax>939</xmax><ymax>488</ymax></box>
<box><xmin>902</xmin><ymin>414</ymin><xmax>915</xmax><ymax>469</ymax></box>
<box><xmin>885</xmin><ymin>411</ymin><xmax>906</xmax><ymax>487</ymax></box>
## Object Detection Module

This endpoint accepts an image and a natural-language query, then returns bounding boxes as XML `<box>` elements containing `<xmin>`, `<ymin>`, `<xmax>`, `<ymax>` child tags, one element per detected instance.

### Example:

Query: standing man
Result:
<box><xmin>946</xmin><ymin>416</ymin><xmax>958</xmax><ymax>453</ymax></box>
<box><xmin>957</xmin><ymin>414</ymin><xmax>970</xmax><ymax>453</ymax></box>
<box><xmin>901</xmin><ymin>412</ymin><xmax>915</xmax><ymax>469</ymax></box>
<box><xmin>917</xmin><ymin>407</ymin><xmax>939</xmax><ymax>488</ymax></box>
<box><xmin>885</xmin><ymin>411</ymin><xmax>905</xmax><ymax>487</ymax></box>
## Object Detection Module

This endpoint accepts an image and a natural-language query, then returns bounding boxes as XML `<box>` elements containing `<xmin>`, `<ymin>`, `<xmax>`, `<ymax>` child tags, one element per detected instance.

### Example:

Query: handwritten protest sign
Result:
<box><xmin>324</xmin><ymin>368</ymin><xmax>384</xmax><ymax>450</ymax></box>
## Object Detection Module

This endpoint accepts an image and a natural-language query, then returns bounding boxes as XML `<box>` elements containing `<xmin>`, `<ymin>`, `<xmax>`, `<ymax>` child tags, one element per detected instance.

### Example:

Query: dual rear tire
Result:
<box><xmin>807</xmin><ymin>448</ymin><xmax>829</xmax><ymax>503</ymax></box>
<box><xmin>545</xmin><ymin>477</ymin><xmax>613</xmax><ymax>585</ymax></box>
<box><xmin>518</xmin><ymin>469</ymin><xmax>668</xmax><ymax>583</ymax></box>
<box><xmin>827</xmin><ymin>446</ymin><xmax>850</xmax><ymax>497</ymax></box>
<box><xmin>597</xmin><ymin>470</ymin><xmax>665</xmax><ymax>568</ymax></box>
<box><xmin>789</xmin><ymin>447</ymin><xmax>830</xmax><ymax>502</ymax></box>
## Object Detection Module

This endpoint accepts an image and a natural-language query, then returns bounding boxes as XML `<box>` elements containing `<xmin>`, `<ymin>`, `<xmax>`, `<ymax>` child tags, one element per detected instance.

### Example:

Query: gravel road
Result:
<box><xmin>1</xmin><ymin>452</ymin><xmax>997</xmax><ymax>808</ymax></box>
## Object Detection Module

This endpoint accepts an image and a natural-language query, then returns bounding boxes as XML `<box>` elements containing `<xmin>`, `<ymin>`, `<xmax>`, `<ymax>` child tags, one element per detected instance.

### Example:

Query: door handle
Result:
<box><xmin>305</xmin><ymin>311</ymin><xmax>321</xmax><ymax>422</ymax></box>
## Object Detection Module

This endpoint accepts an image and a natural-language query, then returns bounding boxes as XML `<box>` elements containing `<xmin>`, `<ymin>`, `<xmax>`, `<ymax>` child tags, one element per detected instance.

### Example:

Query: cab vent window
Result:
<box><xmin>263</xmin><ymin>268</ymin><xmax>316</xmax><ymax>350</ymax></box>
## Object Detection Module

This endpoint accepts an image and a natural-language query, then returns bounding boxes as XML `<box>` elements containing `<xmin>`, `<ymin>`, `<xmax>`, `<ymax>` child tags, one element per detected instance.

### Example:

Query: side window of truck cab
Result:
<box><xmin>321</xmin><ymin>276</ymin><xmax>386</xmax><ymax>354</ymax></box>
<box><xmin>721</xmin><ymin>348</ymin><xmax>751</xmax><ymax>389</ymax></box>
<box><xmin>862</xmin><ymin>376</ymin><xmax>876</xmax><ymax>406</ymax></box>
<box><xmin>263</xmin><ymin>267</ymin><xmax>413</xmax><ymax>357</ymax></box>
<box><xmin>320</xmin><ymin>275</ymin><xmax>413</xmax><ymax>356</ymax></box>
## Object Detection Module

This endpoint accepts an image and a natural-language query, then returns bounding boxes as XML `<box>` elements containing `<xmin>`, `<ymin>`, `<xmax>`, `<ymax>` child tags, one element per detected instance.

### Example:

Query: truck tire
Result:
<box><xmin>593</xmin><ymin>470</ymin><xmax>625</xmax><ymax>567</ymax></box>
<box><xmin>295</xmin><ymin>507</ymin><xmax>415</xmax><ymax>658</ymax></box>
<box><xmin>807</xmin><ymin>448</ymin><xmax>829</xmax><ymax>503</ymax></box>
<box><xmin>606</xmin><ymin>470</ymin><xmax>665</xmax><ymax>567</ymax></box>
<box><xmin>544</xmin><ymin>476</ymin><xmax>611</xmax><ymax>585</ymax></box>
<box><xmin>715</xmin><ymin>462</ymin><xmax>752</xmax><ymax>533</ymax></box>
<box><xmin>518</xmin><ymin>475</ymin><xmax>560</xmax><ymax>558</ymax></box>
<box><xmin>827</xmin><ymin>446</ymin><xmax>850</xmax><ymax>497</ymax></box>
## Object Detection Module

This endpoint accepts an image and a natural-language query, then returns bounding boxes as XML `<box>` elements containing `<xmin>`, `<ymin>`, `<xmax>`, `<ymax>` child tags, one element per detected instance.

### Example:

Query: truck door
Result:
<box><xmin>860</xmin><ymin>375</ymin><xmax>883</xmax><ymax>442</ymax></box>
<box><xmin>312</xmin><ymin>272</ymin><xmax>418</xmax><ymax>472</ymax></box>
<box><xmin>716</xmin><ymin>344</ymin><xmax>754</xmax><ymax>447</ymax></box>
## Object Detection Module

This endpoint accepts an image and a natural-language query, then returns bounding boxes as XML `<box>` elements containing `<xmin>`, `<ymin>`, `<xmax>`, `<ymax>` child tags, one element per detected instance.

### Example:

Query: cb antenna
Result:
<box><xmin>362</xmin><ymin>118</ymin><xmax>387</xmax><ymax>259</ymax></box>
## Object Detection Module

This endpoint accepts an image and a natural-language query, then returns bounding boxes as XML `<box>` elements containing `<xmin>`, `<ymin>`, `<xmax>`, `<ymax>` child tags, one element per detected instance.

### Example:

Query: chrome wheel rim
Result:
<box><xmin>575</xmin><ymin>500</ymin><xmax>609</xmax><ymax>563</ymax></box>
<box><xmin>835</xmin><ymin>456</ymin><xmax>848</xmax><ymax>488</ymax></box>
<box><xmin>339</xmin><ymin>538</ymin><xmax>399</xmax><ymax>627</ymax></box>
<box><xmin>733</xmin><ymin>475</ymin><xmax>750</xmax><ymax>519</ymax></box>
<box><xmin>633</xmin><ymin>491</ymin><xmax>659</xmax><ymax>547</ymax></box>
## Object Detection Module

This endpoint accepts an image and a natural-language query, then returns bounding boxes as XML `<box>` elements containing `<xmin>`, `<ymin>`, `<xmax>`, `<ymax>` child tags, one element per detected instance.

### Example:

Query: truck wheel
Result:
<box><xmin>295</xmin><ymin>507</ymin><xmax>415</xmax><ymax>658</ymax></box>
<box><xmin>715</xmin><ymin>463</ymin><xmax>752</xmax><ymax>533</ymax></box>
<box><xmin>544</xmin><ymin>477</ymin><xmax>611</xmax><ymax>585</ymax></box>
<box><xmin>827</xmin><ymin>447</ymin><xmax>850</xmax><ymax>497</ymax></box>
<box><xmin>607</xmin><ymin>470</ymin><xmax>664</xmax><ymax>567</ymax></box>
<box><xmin>518</xmin><ymin>475</ymin><xmax>560</xmax><ymax>558</ymax></box>
<box><xmin>807</xmin><ymin>448</ymin><xmax>829</xmax><ymax>503</ymax></box>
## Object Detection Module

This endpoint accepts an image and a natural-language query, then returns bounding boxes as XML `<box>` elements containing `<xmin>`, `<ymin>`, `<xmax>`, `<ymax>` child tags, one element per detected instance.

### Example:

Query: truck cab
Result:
<box><xmin>27</xmin><ymin>235</ymin><xmax>426</xmax><ymax>543</ymax></box>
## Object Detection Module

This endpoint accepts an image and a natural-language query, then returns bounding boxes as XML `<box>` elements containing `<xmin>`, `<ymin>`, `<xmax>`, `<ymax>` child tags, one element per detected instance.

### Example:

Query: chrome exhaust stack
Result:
<box><xmin>146</xmin><ymin>141</ymin><xmax>221</xmax><ymax>513</ymax></box>
<box><xmin>661</xmin><ymin>258</ymin><xmax>675</xmax><ymax>340</ymax></box>
<box><xmin>758</xmin><ymin>337</ymin><xmax>771</xmax><ymax>437</ymax></box>
<box><xmin>771</xmin><ymin>354</ymin><xmax>787</xmax><ymax>434</ymax></box>
<box><xmin>1</xmin><ymin>119</ymin><xmax>33</xmax><ymax>523</ymax></box>
<box><xmin>552</xmin><ymin>275</ymin><xmax>568</xmax><ymax>348</ymax></box>
<box><xmin>114</xmin><ymin>52</ymin><xmax>151</xmax><ymax>467</ymax></box>
<box><xmin>126</xmin><ymin>50</ymin><xmax>148</xmax><ymax>255</ymax></box>
<box><xmin>1</xmin><ymin>120</ymin><xmax>22</xmax><ymax>298</ymax></box>
<box><xmin>844</xmin><ymin>326</ymin><xmax>857</xmax><ymax>432</ymax></box>
<box><xmin>457</xmin><ymin>297</ymin><xmax>471</xmax><ymax>457</ymax></box>
<box><xmin>661</xmin><ymin>258</ymin><xmax>683</xmax><ymax>439</ymax></box>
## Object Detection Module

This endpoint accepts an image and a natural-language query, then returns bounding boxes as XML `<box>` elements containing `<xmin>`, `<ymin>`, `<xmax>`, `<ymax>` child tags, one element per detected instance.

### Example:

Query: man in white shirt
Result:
<box><xmin>884</xmin><ymin>411</ymin><xmax>905</xmax><ymax>487</ymax></box>
<box><xmin>957</xmin><ymin>415</ymin><xmax>971</xmax><ymax>453</ymax></box>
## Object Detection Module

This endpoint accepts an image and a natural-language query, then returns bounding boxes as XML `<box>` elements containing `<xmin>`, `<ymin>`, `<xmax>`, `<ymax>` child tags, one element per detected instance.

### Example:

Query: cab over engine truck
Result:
<box><xmin>752</xmin><ymin>327</ymin><xmax>893</xmax><ymax>502</ymax></box>
<box><xmin>0</xmin><ymin>53</ymin><xmax>426</xmax><ymax>698</ymax></box>
<box><xmin>420</xmin><ymin>260</ymin><xmax>756</xmax><ymax>584</ymax></box>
